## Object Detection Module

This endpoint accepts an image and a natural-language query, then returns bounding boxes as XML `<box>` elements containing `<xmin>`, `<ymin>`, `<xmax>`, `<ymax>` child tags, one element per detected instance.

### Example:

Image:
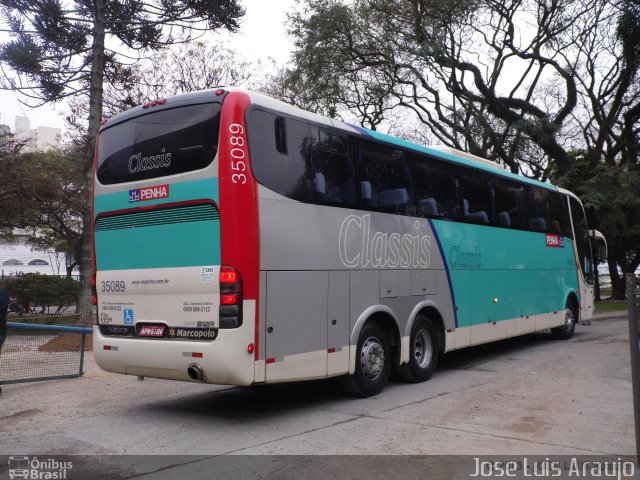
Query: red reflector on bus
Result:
<box><xmin>328</xmin><ymin>348</ymin><xmax>336</xmax><ymax>353</ymax></box>
<box><xmin>266</xmin><ymin>358</ymin><xmax>275</xmax><ymax>364</ymax></box>
<box><xmin>215</xmin><ymin>89</ymin><xmax>225</xmax><ymax>96</ymax></box>
<box><xmin>143</xmin><ymin>102</ymin><xmax>150</xmax><ymax>109</ymax></box>
<box><xmin>91</xmin><ymin>295</ymin><xmax>97</xmax><ymax>305</ymax></box>
<box><xmin>221</xmin><ymin>293</ymin><xmax>239</xmax><ymax>305</ymax></box>
<box><xmin>159</xmin><ymin>98</ymin><xmax>166</xmax><ymax>105</ymax></box>
<box><xmin>247</xmin><ymin>343</ymin><xmax>254</xmax><ymax>354</ymax></box>
<box><xmin>103</xmin><ymin>345</ymin><xmax>118</xmax><ymax>351</ymax></box>
<box><xmin>192</xmin><ymin>352</ymin><xmax>203</xmax><ymax>358</ymax></box>
<box><xmin>152</xmin><ymin>99</ymin><xmax>159</xmax><ymax>106</ymax></box>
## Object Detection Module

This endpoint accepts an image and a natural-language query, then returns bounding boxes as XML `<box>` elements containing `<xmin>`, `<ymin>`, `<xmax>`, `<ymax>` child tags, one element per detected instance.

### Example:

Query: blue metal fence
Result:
<box><xmin>0</xmin><ymin>320</ymin><xmax>92</xmax><ymax>385</ymax></box>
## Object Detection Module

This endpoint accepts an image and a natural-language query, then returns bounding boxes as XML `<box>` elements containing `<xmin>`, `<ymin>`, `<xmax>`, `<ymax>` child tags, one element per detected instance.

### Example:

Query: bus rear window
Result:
<box><xmin>97</xmin><ymin>103</ymin><xmax>221</xmax><ymax>185</ymax></box>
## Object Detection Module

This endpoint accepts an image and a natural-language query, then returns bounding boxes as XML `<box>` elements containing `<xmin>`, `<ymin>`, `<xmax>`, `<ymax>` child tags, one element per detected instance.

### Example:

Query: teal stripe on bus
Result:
<box><xmin>94</xmin><ymin>177</ymin><xmax>219</xmax><ymax>215</ymax></box>
<box><xmin>94</xmin><ymin>178</ymin><xmax>220</xmax><ymax>271</ymax></box>
<box><xmin>430</xmin><ymin>220</ymin><xmax>578</xmax><ymax>327</ymax></box>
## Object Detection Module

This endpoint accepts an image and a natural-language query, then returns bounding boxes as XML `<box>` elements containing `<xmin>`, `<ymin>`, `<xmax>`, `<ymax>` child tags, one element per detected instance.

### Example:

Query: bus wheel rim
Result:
<box><xmin>413</xmin><ymin>328</ymin><xmax>433</xmax><ymax>369</ymax></box>
<box><xmin>564</xmin><ymin>308</ymin><xmax>574</xmax><ymax>331</ymax></box>
<box><xmin>360</xmin><ymin>336</ymin><xmax>385</xmax><ymax>380</ymax></box>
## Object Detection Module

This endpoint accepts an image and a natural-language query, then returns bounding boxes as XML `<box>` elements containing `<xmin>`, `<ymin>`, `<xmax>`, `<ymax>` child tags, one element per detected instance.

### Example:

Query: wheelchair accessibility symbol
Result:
<box><xmin>124</xmin><ymin>309</ymin><xmax>134</xmax><ymax>325</ymax></box>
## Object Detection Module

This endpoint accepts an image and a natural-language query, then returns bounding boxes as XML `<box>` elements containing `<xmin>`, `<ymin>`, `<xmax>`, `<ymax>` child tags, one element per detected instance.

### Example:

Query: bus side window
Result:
<box><xmin>311</xmin><ymin>128</ymin><xmax>357</xmax><ymax>207</ymax></box>
<box><xmin>413</xmin><ymin>154</ymin><xmax>459</xmax><ymax>220</ymax></box>
<box><xmin>357</xmin><ymin>140</ymin><xmax>413</xmax><ymax>214</ymax></box>
<box><xmin>525</xmin><ymin>186</ymin><xmax>551</xmax><ymax>232</ymax></box>
<box><xmin>459</xmin><ymin>169</ymin><xmax>492</xmax><ymax>224</ymax></box>
<box><xmin>548</xmin><ymin>192</ymin><xmax>572</xmax><ymax>237</ymax></box>
<box><xmin>493</xmin><ymin>178</ymin><xmax>526</xmax><ymax>229</ymax></box>
<box><xmin>248</xmin><ymin>110</ymin><xmax>314</xmax><ymax>203</ymax></box>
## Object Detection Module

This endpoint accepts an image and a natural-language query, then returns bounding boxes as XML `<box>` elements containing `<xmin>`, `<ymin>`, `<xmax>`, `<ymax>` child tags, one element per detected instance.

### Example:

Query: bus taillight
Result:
<box><xmin>219</xmin><ymin>266</ymin><xmax>242</xmax><ymax>329</ymax></box>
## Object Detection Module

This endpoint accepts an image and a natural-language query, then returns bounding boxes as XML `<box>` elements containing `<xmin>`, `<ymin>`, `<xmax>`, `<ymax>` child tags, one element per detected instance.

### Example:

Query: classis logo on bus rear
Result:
<box><xmin>129</xmin><ymin>184</ymin><xmax>170</xmax><ymax>203</ymax></box>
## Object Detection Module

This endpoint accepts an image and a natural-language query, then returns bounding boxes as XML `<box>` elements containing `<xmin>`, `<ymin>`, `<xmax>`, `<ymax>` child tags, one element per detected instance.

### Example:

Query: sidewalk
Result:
<box><xmin>591</xmin><ymin>309</ymin><xmax>628</xmax><ymax>321</ymax></box>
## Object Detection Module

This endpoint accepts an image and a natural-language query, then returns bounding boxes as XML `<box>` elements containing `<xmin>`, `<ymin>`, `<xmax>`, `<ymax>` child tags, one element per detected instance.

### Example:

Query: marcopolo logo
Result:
<box><xmin>8</xmin><ymin>456</ymin><xmax>73</xmax><ymax>479</ymax></box>
<box><xmin>168</xmin><ymin>327</ymin><xmax>218</xmax><ymax>340</ymax></box>
<box><xmin>338</xmin><ymin>214</ymin><xmax>432</xmax><ymax>269</ymax></box>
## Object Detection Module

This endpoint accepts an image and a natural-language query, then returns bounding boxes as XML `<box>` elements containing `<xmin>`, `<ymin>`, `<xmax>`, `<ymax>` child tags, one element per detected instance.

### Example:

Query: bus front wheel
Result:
<box><xmin>551</xmin><ymin>303</ymin><xmax>576</xmax><ymax>340</ymax></box>
<box><xmin>340</xmin><ymin>322</ymin><xmax>391</xmax><ymax>398</ymax></box>
<box><xmin>397</xmin><ymin>315</ymin><xmax>439</xmax><ymax>383</ymax></box>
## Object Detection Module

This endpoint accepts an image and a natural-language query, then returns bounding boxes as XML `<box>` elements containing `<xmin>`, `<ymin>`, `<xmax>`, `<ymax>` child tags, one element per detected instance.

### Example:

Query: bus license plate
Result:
<box><xmin>138</xmin><ymin>325</ymin><xmax>166</xmax><ymax>337</ymax></box>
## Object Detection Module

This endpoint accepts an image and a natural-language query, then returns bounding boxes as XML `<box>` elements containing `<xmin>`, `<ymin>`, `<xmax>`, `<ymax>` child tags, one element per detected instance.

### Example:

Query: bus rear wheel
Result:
<box><xmin>551</xmin><ymin>303</ymin><xmax>576</xmax><ymax>340</ymax></box>
<box><xmin>340</xmin><ymin>322</ymin><xmax>391</xmax><ymax>398</ymax></box>
<box><xmin>397</xmin><ymin>315</ymin><xmax>439</xmax><ymax>383</ymax></box>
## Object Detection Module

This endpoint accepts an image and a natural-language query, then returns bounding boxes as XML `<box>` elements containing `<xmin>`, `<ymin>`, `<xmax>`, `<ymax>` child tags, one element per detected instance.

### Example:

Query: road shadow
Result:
<box><xmin>139</xmin><ymin>329</ymin><xmax>587</xmax><ymax>422</ymax></box>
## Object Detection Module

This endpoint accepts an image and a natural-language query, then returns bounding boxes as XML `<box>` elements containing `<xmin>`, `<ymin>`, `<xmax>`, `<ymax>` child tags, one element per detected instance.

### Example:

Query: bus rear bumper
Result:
<box><xmin>93</xmin><ymin>322</ymin><xmax>256</xmax><ymax>386</ymax></box>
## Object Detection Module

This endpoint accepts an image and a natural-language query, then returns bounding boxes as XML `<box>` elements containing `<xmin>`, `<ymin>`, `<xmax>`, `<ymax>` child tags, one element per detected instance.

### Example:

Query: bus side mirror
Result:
<box><xmin>589</xmin><ymin>229</ymin><xmax>608</xmax><ymax>263</ymax></box>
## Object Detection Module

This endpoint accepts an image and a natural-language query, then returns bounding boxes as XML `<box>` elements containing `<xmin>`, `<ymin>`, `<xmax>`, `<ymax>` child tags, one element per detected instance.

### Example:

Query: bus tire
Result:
<box><xmin>340</xmin><ymin>322</ymin><xmax>391</xmax><ymax>398</ymax></box>
<box><xmin>551</xmin><ymin>303</ymin><xmax>576</xmax><ymax>340</ymax></box>
<box><xmin>397</xmin><ymin>315</ymin><xmax>439</xmax><ymax>383</ymax></box>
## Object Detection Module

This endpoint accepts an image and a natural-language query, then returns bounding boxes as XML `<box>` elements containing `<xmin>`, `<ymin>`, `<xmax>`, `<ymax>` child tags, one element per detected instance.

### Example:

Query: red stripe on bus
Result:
<box><xmin>218</xmin><ymin>92</ymin><xmax>261</xmax><ymax>361</ymax></box>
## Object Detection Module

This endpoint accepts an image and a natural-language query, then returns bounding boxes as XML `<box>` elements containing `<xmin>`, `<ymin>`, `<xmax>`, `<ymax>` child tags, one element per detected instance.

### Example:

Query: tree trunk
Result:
<box><xmin>607</xmin><ymin>258</ymin><xmax>626</xmax><ymax>300</ymax></box>
<box><xmin>593</xmin><ymin>259</ymin><xmax>601</xmax><ymax>302</ymax></box>
<box><xmin>77</xmin><ymin>0</ymin><xmax>106</xmax><ymax>322</ymax></box>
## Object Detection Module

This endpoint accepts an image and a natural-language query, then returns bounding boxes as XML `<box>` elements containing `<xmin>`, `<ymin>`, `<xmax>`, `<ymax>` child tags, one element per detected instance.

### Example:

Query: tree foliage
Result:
<box><xmin>0</xmin><ymin>136</ymin><xmax>84</xmax><ymax>276</ymax></box>
<box><xmin>0</xmin><ymin>0</ymin><xmax>244</xmax><ymax>314</ymax></box>
<box><xmin>1</xmin><ymin>273</ymin><xmax>81</xmax><ymax>318</ymax></box>
<box><xmin>66</xmin><ymin>41</ymin><xmax>262</xmax><ymax>133</ymax></box>
<box><xmin>284</xmin><ymin>0</ymin><xmax>640</xmax><ymax>297</ymax></box>
<box><xmin>282</xmin><ymin>0</ymin><xmax>592</xmax><ymax>174</ymax></box>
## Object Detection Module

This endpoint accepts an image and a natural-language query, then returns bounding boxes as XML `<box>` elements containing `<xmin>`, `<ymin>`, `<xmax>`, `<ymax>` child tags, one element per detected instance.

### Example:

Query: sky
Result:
<box><xmin>0</xmin><ymin>0</ymin><xmax>296</xmax><ymax>135</ymax></box>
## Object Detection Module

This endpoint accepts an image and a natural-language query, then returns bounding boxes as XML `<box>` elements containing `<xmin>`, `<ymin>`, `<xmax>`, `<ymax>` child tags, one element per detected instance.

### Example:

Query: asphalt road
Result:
<box><xmin>0</xmin><ymin>313</ymin><xmax>636</xmax><ymax>478</ymax></box>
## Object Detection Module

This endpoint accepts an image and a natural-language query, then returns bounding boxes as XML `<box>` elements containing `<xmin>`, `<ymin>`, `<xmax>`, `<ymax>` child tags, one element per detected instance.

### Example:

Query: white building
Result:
<box><xmin>14</xmin><ymin>115</ymin><xmax>62</xmax><ymax>152</ymax></box>
<box><xmin>1</xmin><ymin>116</ymin><xmax>69</xmax><ymax>278</ymax></box>
<box><xmin>0</xmin><ymin>230</ymin><xmax>71</xmax><ymax>279</ymax></box>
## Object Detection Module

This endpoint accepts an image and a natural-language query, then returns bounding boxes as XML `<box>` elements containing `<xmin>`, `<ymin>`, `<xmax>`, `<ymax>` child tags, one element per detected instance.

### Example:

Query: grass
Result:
<box><xmin>595</xmin><ymin>300</ymin><xmax>629</xmax><ymax>312</ymax></box>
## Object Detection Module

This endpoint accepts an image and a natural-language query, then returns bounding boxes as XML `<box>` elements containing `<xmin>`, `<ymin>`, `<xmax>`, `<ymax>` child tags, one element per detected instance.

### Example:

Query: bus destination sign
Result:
<box><xmin>129</xmin><ymin>184</ymin><xmax>170</xmax><ymax>203</ymax></box>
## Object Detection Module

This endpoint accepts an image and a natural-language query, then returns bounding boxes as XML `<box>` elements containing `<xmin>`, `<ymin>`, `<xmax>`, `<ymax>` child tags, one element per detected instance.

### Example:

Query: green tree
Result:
<box><xmin>282</xmin><ymin>0</ymin><xmax>590</xmax><ymax>173</ymax></box>
<box><xmin>284</xmin><ymin>0</ymin><xmax>640</xmax><ymax>298</ymax></box>
<box><xmin>1</xmin><ymin>273</ymin><xmax>81</xmax><ymax>320</ymax></box>
<box><xmin>0</xmin><ymin>0</ymin><xmax>244</xmax><ymax>316</ymax></box>
<box><xmin>0</xmin><ymin>139</ymin><xmax>84</xmax><ymax>277</ymax></box>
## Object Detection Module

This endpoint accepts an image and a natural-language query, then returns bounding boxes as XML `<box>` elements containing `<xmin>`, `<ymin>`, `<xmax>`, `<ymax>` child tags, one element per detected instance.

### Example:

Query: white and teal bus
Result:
<box><xmin>92</xmin><ymin>87</ymin><xmax>606</xmax><ymax>397</ymax></box>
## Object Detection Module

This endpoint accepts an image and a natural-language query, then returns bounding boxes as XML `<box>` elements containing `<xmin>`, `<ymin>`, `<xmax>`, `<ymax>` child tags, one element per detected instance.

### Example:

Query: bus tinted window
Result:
<box><xmin>525</xmin><ymin>187</ymin><xmax>551</xmax><ymax>232</ymax></box>
<box><xmin>570</xmin><ymin>197</ymin><xmax>594</xmax><ymax>284</ymax></box>
<box><xmin>97</xmin><ymin>103</ymin><xmax>220</xmax><ymax>185</ymax></box>
<box><xmin>248</xmin><ymin>110</ymin><xmax>314</xmax><ymax>202</ymax></box>
<box><xmin>358</xmin><ymin>140</ymin><xmax>413</xmax><ymax>214</ymax></box>
<box><xmin>548</xmin><ymin>192</ymin><xmax>572</xmax><ymax>237</ymax></box>
<box><xmin>413</xmin><ymin>155</ymin><xmax>460</xmax><ymax>219</ymax></box>
<box><xmin>312</xmin><ymin>128</ymin><xmax>357</xmax><ymax>207</ymax></box>
<box><xmin>524</xmin><ymin>187</ymin><xmax>571</xmax><ymax>235</ymax></box>
<box><xmin>459</xmin><ymin>169</ymin><xmax>492</xmax><ymax>224</ymax></box>
<box><xmin>493</xmin><ymin>178</ymin><xmax>526</xmax><ymax>228</ymax></box>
